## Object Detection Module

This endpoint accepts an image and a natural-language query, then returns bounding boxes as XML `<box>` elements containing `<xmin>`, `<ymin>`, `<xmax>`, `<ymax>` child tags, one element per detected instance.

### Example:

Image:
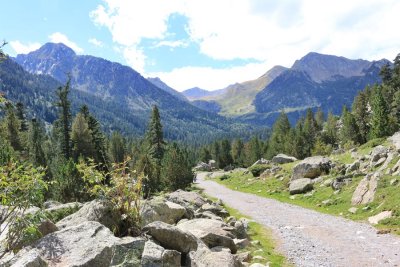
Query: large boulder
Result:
<box><xmin>167</xmin><ymin>189</ymin><xmax>207</xmax><ymax>210</ymax></box>
<box><xmin>292</xmin><ymin>156</ymin><xmax>331</xmax><ymax>180</ymax></box>
<box><xmin>351</xmin><ymin>172</ymin><xmax>380</xmax><ymax>205</ymax></box>
<box><xmin>199</xmin><ymin>203</ymin><xmax>229</xmax><ymax>218</ymax></box>
<box><xmin>56</xmin><ymin>199</ymin><xmax>120</xmax><ymax>230</ymax></box>
<box><xmin>142</xmin><ymin>221</ymin><xmax>198</xmax><ymax>253</ymax></box>
<box><xmin>289</xmin><ymin>178</ymin><xmax>313</xmax><ymax>195</ymax></box>
<box><xmin>272</xmin><ymin>154</ymin><xmax>297</xmax><ymax>164</ymax></box>
<box><xmin>6</xmin><ymin>221</ymin><xmax>119</xmax><ymax>267</ymax></box>
<box><xmin>141</xmin><ymin>240</ymin><xmax>181</xmax><ymax>267</ymax></box>
<box><xmin>140</xmin><ymin>196</ymin><xmax>186</xmax><ymax>226</ymax></box>
<box><xmin>177</xmin><ymin>218</ymin><xmax>237</xmax><ymax>253</ymax></box>
<box><xmin>44</xmin><ymin>201</ymin><xmax>82</xmax><ymax>216</ymax></box>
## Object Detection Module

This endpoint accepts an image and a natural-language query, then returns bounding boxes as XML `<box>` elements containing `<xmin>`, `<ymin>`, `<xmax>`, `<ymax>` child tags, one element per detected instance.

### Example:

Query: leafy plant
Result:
<box><xmin>77</xmin><ymin>157</ymin><xmax>143</xmax><ymax>236</ymax></box>
<box><xmin>0</xmin><ymin>160</ymin><xmax>47</xmax><ymax>256</ymax></box>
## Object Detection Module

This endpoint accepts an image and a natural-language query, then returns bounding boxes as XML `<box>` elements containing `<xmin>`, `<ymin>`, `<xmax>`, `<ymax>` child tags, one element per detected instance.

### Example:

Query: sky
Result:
<box><xmin>1</xmin><ymin>0</ymin><xmax>400</xmax><ymax>91</ymax></box>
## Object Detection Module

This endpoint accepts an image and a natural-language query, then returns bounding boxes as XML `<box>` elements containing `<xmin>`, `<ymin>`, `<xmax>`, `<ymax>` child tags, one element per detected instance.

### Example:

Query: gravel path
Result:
<box><xmin>196</xmin><ymin>172</ymin><xmax>400</xmax><ymax>267</ymax></box>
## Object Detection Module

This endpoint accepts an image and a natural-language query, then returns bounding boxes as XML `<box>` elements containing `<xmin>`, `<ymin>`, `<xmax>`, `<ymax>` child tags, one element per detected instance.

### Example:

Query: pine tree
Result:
<box><xmin>109</xmin><ymin>131</ymin><xmax>125</xmax><ymax>163</ymax></box>
<box><xmin>246</xmin><ymin>136</ymin><xmax>262</xmax><ymax>165</ymax></box>
<box><xmin>16</xmin><ymin>102</ymin><xmax>28</xmax><ymax>132</ymax></box>
<box><xmin>146</xmin><ymin>106</ymin><xmax>165</xmax><ymax>161</ymax></box>
<box><xmin>4</xmin><ymin>103</ymin><xmax>22</xmax><ymax>151</ymax></box>
<box><xmin>28</xmin><ymin>118</ymin><xmax>46</xmax><ymax>166</ymax></box>
<box><xmin>370</xmin><ymin>86</ymin><xmax>390</xmax><ymax>138</ymax></box>
<box><xmin>199</xmin><ymin>147</ymin><xmax>212</xmax><ymax>163</ymax></box>
<box><xmin>55</xmin><ymin>78</ymin><xmax>72</xmax><ymax>159</ymax></box>
<box><xmin>231</xmin><ymin>139</ymin><xmax>244</xmax><ymax>166</ymax></box>
<box><xmin>314</xmin><ymin>107</ymin><xmax>324</xmax><ymax>132</ymax></box>
<box><xmin>143</xmin><ymin>106</ymin><xmax>165</xmax><ymax>195</ymax></box>
<box><xmin>71</xmin><ymin>113</ymin><xmax>94</xmax><ymax>160</ymax></box>
<box><xmin>80</xmin><ymin>105</ymin><xmax>108</xmax><ymax>165</ymax></box>
<box><xmin>340</xmin><ymin>106</ymin><xmax>361</xmax><ymax>146</ymax></box>
<box><xmin>302</xmin><ymin>109</ymin><xmax>318</xmax><ymax>156</ymax></box>
<box><xmin>266</xmin><ymin>111</ymin><xmax>291</xmax><ymax>158</ymax></box>
<box><xmin>162</xmin><ymin>143</ymin><xmax>194</xmax><ymax>191</ymax></box>
<box><xmin>219</xmin><ymin>139</ymin><xmax>233</xmax><ymax>169</ymax></box>
<box><xmin>352</xmin><ymin>90</ymin><xmax>370</xmax><ymax>143</ymax></box>
<box><xmin>322</xmin><ymin>112</ymin><xmax>338</xmax><ymax>146</ymax></box>
<box><xmin>211</xmin><ymin>141</ymin><xmax>221</xmax><ymax>167</ymax></box>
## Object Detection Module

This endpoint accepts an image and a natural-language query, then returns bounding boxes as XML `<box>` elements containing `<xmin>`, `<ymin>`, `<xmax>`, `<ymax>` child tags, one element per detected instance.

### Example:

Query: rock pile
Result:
<box><xmin>1</xmin><ymin>190</ymin><xmax>255</xmax><ymax>267</ymax></box>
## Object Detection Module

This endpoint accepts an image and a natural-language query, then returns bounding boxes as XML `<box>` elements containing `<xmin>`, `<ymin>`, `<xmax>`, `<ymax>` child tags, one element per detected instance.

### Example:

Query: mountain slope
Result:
<box><xmin>249</xmin><ymin>56</ymin><xmax>388</xmax><ymax>125</ymax></box>
<box><xmin>147</xmin><ymin>77</ymin><xmax>187</xmax><ymax>102</ymax></box>
<box><xmin>7</xmin><ymin>43</ymin><xmax>257</xmax><ymax>142</ymax></box>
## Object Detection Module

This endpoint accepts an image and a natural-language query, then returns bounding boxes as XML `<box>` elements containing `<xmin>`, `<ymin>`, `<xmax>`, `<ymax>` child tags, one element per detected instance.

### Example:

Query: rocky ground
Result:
<box><xmin>197</xmin><ymin>172</ymin><xmax>400</xmax><ymax>267</ymax></box>
<box><xmin>0</xmin><ymin>189</ymin><xmax>264</xmax><ymax>267</ymax></box>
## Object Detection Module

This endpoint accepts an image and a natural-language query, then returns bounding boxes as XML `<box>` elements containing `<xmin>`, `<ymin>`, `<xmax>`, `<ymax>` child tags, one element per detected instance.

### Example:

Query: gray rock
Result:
<box><xmin>323</xmin><ymin>178</ymin><xmax>333</xmax><ymax>187</ymax></box>
<box><xmin>43</xmin><ymin>200</ymin><xmax>62</xmax><ymax>209</ymax></box>
<box><xmin>10</xmin><ymin>248</ymin><xmax>47</xmax><ymax>267</ymax></box>
<box><xmin>388</xmin><ymin>131</ymin><xmax>400</xmax><ymax>151</ymax></box>
<box><xmin>194</xmin><ymin>162</ymin><xmax>212</xmax><ymax>172</ymax></box>
<box><xmin>292</xmin><ymin>156</ymin><xmax>331</xmax><ymax>180</ymax></box>
<box><xmin>289</xmin><ymin>178</ymin><xmax>313</xmax><ymax>195</ymax></box>
<box><xmin>351</xmin><ymin>172</ymin><xmax>381</xmax><ymax>205</ymax></box>
<box><xmin>140</xmin><ymin>240</ymin><xmax>181</xmax><ymax>267</ymax></box>
<box><xmin>390</xmin><ymin>178</ymin><xmax>399</xmax><ymax>186</ymax></box>
<box><xmin>370</xmin><ymin>145</ymin><xmax>389</xmax><ymax>162</ymax></box>
<box><xmin>373</xmin><ymin>157</ymin><xmax>387</xmax><ymax>168</ymax></box>
<box><xmin>200</xmin><ymin>203</ymin><xmax>229</xmax><ymax>218</ymax></box>
<box><xmin>348</xmin><ymin>207</ymin><xmax>358</xmax><ymax>214</ymax></box>
<box><xmin>10</xmin><ymin>221</ymin><xmax>119</xmax><ymax>267</ymax></box>
<box><xmin>251</xmin><ymin>158</ymin><xmax>270</xmax><ymax>167</ymax></box>
<box><xmin>110</xmin><ymin>236</ymin><xmax>146</xmax><ymax>267</ymax></box>
<box><xmin>272</xmin><ymin>154</ymin><xmax>297</xmax><ymax>164</ymax></box>
<box><xmin>235</xmin><ymin>251</ymin><xmax>252</xmax><ymax>263</ymax></box>
<box><xmin>233</xmin><ymin>220</ymin><xmax>247</xmax><ymax>239</ymax></box>
<box><xmin>177</xmin><ymin>218</ymin><xmax>237</xmax><ymax>253</ymax></box>
<box><xmin>56</xmin><ymin>199</ymin><xmax>120</xmax><ymax>231</ymax></box>
<box><xmin>195</xmin><ymin>211</ymin><xmax>224</xmax><ymax>221</ymax></box>
<box><xmin>378</xmin><ymin>152</ymin><xmax>397</xmax><ymax>171</ymax></box>
<box><xmin>141</xmin><ymin>240</ymin><xmax>164</xmax><ymax>267</ymax></box>
<box><xmin>143</xmin><ymin>221</ymin><xmax>198</xmax><ymax>253</ymax></box>
<box><xmin>140</xmin><ymin>196</ymin><xmax>186</xmax><ymax>226</ymax></box>
<box><xmin>331</xmin><ymin>175</ymin><xmax>352</xmax><ymax>190</ymax></box>
<box><xmin>167</xmin><ymin>189</ymin><xmax>207</xmax><ymax>210</ymax></box>
<box><xmin>234</xmin><ymin>238</ymin><xmax>250</xmax><ymax>249</ymax></box>
<box><xmin>187</xmin><ymin>243</ymin><xmax>241</xmax><ymax>267</ymax></box>
<box><xmin>346</xmin><ymin>160</ymin><xmax>360</xmax><ymax>174</ymax></box>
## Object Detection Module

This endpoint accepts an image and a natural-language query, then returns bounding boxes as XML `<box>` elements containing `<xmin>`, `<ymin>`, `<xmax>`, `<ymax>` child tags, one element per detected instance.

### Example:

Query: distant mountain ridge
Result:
<box><xmin>182</xmin><ymin>87</ymin><xmax>225</xmax><ymax>100</ymax></box>
<box><xmin>10</xmin><ymin>43</ymin><xmax>255</xmax><ymax>142</ymax></box>
<box><xmin>147</xmin><ymin>77</ymin><xmax>187</xmax><ymax>102</ymax></box>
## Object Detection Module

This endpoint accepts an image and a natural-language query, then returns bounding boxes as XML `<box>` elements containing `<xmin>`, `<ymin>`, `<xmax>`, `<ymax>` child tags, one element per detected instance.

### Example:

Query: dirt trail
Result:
<box><xmin>196</xmin><ymin>172</ymin><xmax>400</xmax><ymax>267</ymax></box>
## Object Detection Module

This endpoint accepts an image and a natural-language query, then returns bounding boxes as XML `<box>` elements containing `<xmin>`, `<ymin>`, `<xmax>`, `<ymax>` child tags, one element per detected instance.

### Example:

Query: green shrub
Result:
<box><xmin>77</xmin><ymin>157</ymin><xmax>143</xmax><ymax>236</ymax></box>
<box><xmin>248</xmin><ymin>164</ymin><xmax>270</xmax><ymax>177</ymax></box>
<box><xmin>0</xmin><ymin>160</ymin><xmax>47</xmax><ymax>255</ymax></box>
<box><xmin>219</xmin><ymin>174</ymin><xmax>230</xmax><ymax>181</ymax></box>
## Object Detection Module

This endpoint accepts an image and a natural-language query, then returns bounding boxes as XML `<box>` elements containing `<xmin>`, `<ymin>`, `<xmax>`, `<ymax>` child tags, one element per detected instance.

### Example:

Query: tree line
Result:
<box><xmin>0</xmin><ymin>76</ymin><xmax>194</xmax><ymax>203</ymax></box>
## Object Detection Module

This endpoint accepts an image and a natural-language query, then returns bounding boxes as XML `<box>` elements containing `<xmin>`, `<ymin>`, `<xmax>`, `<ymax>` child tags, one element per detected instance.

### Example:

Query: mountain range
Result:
<box><xmin>1</xmin><ymin>42</ymin><xmax>390</xmax><ymax>142</ymax></box>
<box><xmin>183</xmin><ymin>52</ymin><xmax>388</xmax><ymax>125</ymax></box>
<box><xmin>2</xmin><ymin>43</ymin><xmax>255</xmax><ymax>144</ymax></box>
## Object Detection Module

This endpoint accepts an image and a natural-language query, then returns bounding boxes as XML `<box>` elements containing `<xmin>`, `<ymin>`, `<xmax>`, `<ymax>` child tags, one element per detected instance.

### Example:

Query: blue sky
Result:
<box><xmin>2</xmin><ymin>0</ymin><xmax>400</xmax><ymax>91</ymax></box>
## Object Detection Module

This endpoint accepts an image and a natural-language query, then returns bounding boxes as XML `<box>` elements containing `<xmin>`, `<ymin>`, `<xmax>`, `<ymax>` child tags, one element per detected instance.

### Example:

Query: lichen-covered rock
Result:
<box><xmin>370</xmin><ymin>145</ymin><xmax>389</xmax><ymax>162</ymax></box>
<box><xmin>140</xmin><ymin>240</ymin><xmax>181</xmax><ymax>267</ymax></box>
<box><xmin>110</xmin><ymin>236</ymin><xmax>146</xmax><ymax>267</ymax></box>
<box><xmin>56</xmin><ymin>199</ymin><xmax>120</xmax><ymax>231</ymax></box>
<box><xmin>167</xmin><ymin>189</ymin><xmax>207</xmax><ymax>210</ymax></box>
<box><xmin>187</xmin><ymin>243</ymin><xmax>241</xmax><ymax>267</ymax></box>
<box><xmin>368</xmin><ymin>211</ymin><xmax>392</xmax><ymax>225</ymax></box>
<box><xmin>292</xmin><ymin>156</ymin><xmax>331</xmax><ymax>180</ymax></box>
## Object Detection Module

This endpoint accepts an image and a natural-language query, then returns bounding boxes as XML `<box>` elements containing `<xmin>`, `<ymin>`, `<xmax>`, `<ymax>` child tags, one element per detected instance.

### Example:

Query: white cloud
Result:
<box><xmin>91</xmin><ymin>0</ymin><xmax>400</xmax><ymax>89</ymax></box>
<box><xmin>89</xmin><ymin>38</ymin><xmax>103</xmax><ymax>47</ymax></box>
<box><xmin>9</xmin><ymin>41</ymin><xmax>41</xmax><ymax>54</ymax></box>
<box><xmin>148</xmin><ymin>62</ymin><xmax>270</xmax><ymax>91</ymax></box>
<box><xmin>123</xmin><ymin>46</ymin><xmax>147</xmax><ymax>74</ymax></box>
<box><xmin>49</xmin><ymin>32</ymin><xmax>84</xmax><ymax>53</ymax></box>
<box><xmin>154</xmin><ymin>40</ymin><xmax>188</xmax><ymax>48</ymax></box>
